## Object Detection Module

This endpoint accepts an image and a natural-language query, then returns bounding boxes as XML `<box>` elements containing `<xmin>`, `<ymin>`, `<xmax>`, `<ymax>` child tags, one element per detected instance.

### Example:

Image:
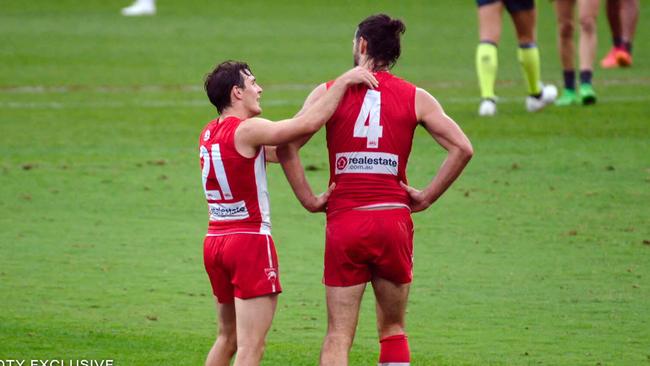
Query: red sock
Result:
<box><xmin>378</xmin><ymin>333</ymin><xmax>410</xmax><ymax>365</ymax></box>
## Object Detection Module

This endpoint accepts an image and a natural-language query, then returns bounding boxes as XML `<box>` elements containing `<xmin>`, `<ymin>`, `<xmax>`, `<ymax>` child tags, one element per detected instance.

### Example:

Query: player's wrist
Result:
<box><xmin>304</xmin><ymin>194</ymin><xmax>324</xmax><ymax>212</ymax></box>
<box><xmin>300</xmin><ymin>194</ymin><xmax>316</xmax><ymax>209</ymax></box>
<box><xmin>419</xmin><ymin>189</ymin><xmax>436</xmax><ymax>206</ymax></box>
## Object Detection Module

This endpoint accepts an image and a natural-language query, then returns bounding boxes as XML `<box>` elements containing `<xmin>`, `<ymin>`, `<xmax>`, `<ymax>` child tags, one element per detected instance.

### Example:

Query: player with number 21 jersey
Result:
<box><xmin>198</xmin><ymin>61</ymin><xmax>377</xmax><ymax>366</ymax></box>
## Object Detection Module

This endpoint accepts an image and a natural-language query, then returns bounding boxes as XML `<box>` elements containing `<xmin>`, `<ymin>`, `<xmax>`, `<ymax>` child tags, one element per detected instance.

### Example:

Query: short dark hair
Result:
<box><xmin>204</xmin><ymin>60</ymin><xmax>251</xmax><ymax>114</ymax></box>
<box><xmin>356</xmin><ymin>14</ymin><xmax>406</xmax><ymax>69</ymax></box>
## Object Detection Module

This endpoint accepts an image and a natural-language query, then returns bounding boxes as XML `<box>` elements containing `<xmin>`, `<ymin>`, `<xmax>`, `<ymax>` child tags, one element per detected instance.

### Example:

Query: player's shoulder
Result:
<box><xmin>199</xmin><ymin>118</ymin><xmax>219</xmax><ymax>144</ymax></box>
<box><xmin>201</xmin><ymin>118</ymin><xmax>219</xmax><ymax>131</ymax></box>
<box><xmin>234</xmin><ymin>117</ymin><xmax>275</xmax><ymax>138</ymax></box>
<box><xmin>386</xmin><ymin>72</ymin><xmax>417</xmax><ymax>90</ymax></box>
<box><xmin>415</xmin><ymin>87</ymin><xmax>438</xmax><ymax>102</ymax></box>
<box><xmin>239</xmin><ymin>116</ymin><xmax>271</xmax><ymax>127</ymax></box>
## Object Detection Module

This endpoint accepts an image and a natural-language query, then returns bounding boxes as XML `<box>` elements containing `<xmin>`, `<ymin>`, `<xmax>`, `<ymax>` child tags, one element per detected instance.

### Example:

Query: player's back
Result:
<box><xmin>199</xmin><ymin>117</ymin><xmax>271</xmax><ymax>235</ymax></box>
<box><xmin>325</xmin><ymin>71</ymin><xmax>418</xmax><ymax>214</ymax></box>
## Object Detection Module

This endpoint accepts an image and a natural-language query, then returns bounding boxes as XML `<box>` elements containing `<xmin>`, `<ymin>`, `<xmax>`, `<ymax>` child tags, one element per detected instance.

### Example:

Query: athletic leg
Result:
<box><xmin>477</xmin><ymin>1</ymin><xmax>504</xmax><ymax>44</ymax></box>
<box><xmin>554</xmin><ymin>0</ymin><xmax>580</xmax><ymax>106</ymax></box>
<box><xmin>606</xmin><ymin>0</ymin><xmax>622</xmax><ymax>44</ymax></box>
<box><xmin>512</xmin><ymin>9</ymin><xmax>541</xmax><ymax>94</ymax></box>
<box><xmin>555</xmin><ymin>0</ymin><xmax>576</xmax><ymax>72</ymax></box>
<box><xmin>511</xmin><ymin>7</ymin><xmax>555</xmax><ymax>111</ymax></box>
<box><xmin>372</xmin><ymin>277</ymin><xmax>411</xmax><ymax>366</ymax></box>
<box><xmin>320</xmin><ymin>284</ymin><xmax>367</xmax><ymax>366</ymax></box>
<box><xmin>615</xmin><ymin>0</ymin><xmax>639</xmax><ymax>66</ymax></box>
<box><xmin>620</xmin><ymin>0</ymin><xmax>639</xmax><ymax>47</ymax></box>
<box><xmin>601</xmin><ymin>0</ymin><xmax>622</xmax><ymax>67</ymax></box>
<box><xmin>476</xmin><ymin>1</ymin><xmax>502</xmax><ymax>116</ymax></box>
<box><xmin>206</xmin><ymin>299</ymin><xmax>238</xmax><ymax>366</ymax></box>
<box><xmin>577</xmin><ymin>0</ymin><xmax>600</xmax><ymax>72</ymax></box>
<box><xmin>577</xmin><ymin>0</ymin><xmax>599</xmax><ymax>104</ymax></box>
<box><xmin>510</xmin><ymin>8</ymin><xmax>536</xmax><ymax>45</ymax></box>
<box><xmin>233</xmin><ymin>294</ymin><xmax>278</xmax><ymax>366</ymax></box>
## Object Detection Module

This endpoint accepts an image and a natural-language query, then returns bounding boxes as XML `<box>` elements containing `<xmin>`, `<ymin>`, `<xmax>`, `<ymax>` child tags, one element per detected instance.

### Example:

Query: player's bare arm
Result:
<box><xmin>264</xmin><ymin>146</ymin><xmax>279</xmax><ymax>163</ymax></box>
<box><xmin>276</xmin><ymin>84</ymin><xmax>330</xmax><ymax>212</ymax></box>
<box><xmin>287</xmin><ymin>83</ymin><xmax>328</xmax><ymax>146</ymax></box>
<box><xmin>235</xmin><ymin>67</ymin><xmax>377</xmax><ymax>158</ymax></box>
<box><xmin>401</xmin><ymin>88</ymin><xmax>474</xmax><ymax>212</ymax></box>
<box><xmin>263</xmin><ymin>83</ymin><xmax>328</xmax><ymax>164</ymax></box>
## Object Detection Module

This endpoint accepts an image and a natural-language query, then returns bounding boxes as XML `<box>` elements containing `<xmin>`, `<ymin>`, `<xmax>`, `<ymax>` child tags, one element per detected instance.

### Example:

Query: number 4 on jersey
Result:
<box><xmin>353</xmin><ymin>90</ymin><xmax>383</xmax><ymax>148</ymax></box>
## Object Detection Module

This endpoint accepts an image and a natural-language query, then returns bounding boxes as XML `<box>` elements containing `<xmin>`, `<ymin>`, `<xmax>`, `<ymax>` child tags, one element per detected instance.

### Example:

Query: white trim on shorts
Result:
<box><xmin>265</xmin><ymin>234</ymin><xmax>276</xmax><ymax>292</ymax></box>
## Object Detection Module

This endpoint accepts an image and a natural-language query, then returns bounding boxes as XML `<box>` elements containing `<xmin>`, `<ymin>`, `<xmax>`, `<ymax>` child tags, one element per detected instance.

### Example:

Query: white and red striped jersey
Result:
<box><xmin>325</xmin><ymin>71</ymin><xmax>419</xmax><ymax>214</ymax></box>
<box><xmin>199</xmin><ymin>116</ymin><xmax>271</xmax><ymax>235</ymax></box>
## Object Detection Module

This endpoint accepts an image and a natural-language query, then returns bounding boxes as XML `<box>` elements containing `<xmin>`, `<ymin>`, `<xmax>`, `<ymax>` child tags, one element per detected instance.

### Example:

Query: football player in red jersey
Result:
<box><xmin>199</xmin><ymin>61</ymin><xmax>377</xmax><ymax>366</ymax></box>
<box><xmin>277</xmin><ymin>14</ymin><xmax>473</xmax><ymax>366</ymax></box>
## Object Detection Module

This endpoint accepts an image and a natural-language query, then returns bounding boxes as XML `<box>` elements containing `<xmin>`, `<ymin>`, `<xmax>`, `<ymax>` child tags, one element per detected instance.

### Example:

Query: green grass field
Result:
<box><xmin>1</xmin><ymin>1</ymin><xmax>649</xmax><ymax>365</ymax></box>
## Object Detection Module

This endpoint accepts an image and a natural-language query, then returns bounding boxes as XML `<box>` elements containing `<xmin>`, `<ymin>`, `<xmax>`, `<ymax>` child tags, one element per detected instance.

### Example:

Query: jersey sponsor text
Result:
<box><xmin>208</xmin><ymin>201</ymin><xmax>250</xmax><ymax>221</ymax></box>
<box><xmin>335</xmin><ymin>152</ymin><xmax>398</xmax><ymax>176</ymax></box>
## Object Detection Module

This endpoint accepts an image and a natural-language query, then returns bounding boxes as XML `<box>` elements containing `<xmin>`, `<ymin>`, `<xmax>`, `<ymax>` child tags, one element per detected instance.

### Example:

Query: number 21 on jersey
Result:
<box><xmin>200</xmin><ymin>144</ymin><xmax>233</xmax><ymax>201</ymax></box>
<box><xmin>353</xmin><ymin>90</ymin><xmax>383</xmax><ymax>148</ymax></box>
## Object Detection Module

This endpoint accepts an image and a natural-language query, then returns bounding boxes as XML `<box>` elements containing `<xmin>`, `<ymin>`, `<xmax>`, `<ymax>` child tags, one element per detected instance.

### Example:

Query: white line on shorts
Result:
<box><xmin>265</xmin><ymin>235</ymin><xmax>276</xmax><ymax>293</ymax></box>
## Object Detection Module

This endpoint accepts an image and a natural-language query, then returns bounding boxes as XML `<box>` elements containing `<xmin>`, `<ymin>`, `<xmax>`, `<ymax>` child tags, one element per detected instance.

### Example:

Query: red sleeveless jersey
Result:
<box><xmin>199</xmin><ymin>117</ymin><xmax>271</xmax><ymax>235</ymax></box>
<box><xmin>325</xmin><ymin>71</ymin><xmax>418</xmax><ymax>214</ymax></box>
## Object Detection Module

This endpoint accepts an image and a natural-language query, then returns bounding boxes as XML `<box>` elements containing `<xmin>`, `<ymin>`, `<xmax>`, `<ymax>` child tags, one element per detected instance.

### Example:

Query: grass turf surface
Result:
<box><xmin>1</xmin><ymin>1</ymin><xmax>649</xmax><ymax>365</ymax></box>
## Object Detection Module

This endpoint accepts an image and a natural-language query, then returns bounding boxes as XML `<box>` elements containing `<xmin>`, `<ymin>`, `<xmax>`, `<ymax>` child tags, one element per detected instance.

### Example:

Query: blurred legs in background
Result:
<box><xmin>475</xmin><ymin>0</ymin><xmax>556</xmax><ymax>116</ymax></box>
<box><xmin>554</xmin><ymin>0</ymin><xmax>600</xmax><ymax>106</ymax></box>
<box><xmin>601</xmin><ymin>0</ymin><xmax>639</xmax><ymax>68</ymax></box>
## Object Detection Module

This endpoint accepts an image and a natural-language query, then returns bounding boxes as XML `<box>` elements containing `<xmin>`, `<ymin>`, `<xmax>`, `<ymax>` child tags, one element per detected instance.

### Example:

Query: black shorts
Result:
<box><xmin>476</xmin><ymin>0</ymin><xmax>535</xmax><ymax>13</ymax></box>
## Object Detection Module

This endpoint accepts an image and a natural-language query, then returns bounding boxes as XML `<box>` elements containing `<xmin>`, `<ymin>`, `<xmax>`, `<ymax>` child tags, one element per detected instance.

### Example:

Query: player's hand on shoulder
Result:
<box><xmin>338</xmin><ymin>66</ymin><xmax>378</xmax><ymax>89</ymax></box>
<box><xmin>400</xmin><ymin>181</ymin><xmax>432</xmax><ymax>213</ymax></box>
<box><xmin>303</xmin><ymin>183</ymin><xmax>336</xmax><ymax>213</ymax></box>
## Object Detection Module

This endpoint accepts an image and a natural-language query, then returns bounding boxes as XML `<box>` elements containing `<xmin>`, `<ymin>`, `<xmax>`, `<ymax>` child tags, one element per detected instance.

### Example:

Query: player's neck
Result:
<box><xmin>360</xmin><ymin>58</ymin><xmax>389</xmax><ymax>73</ymax></box>
<box><xmin>219</xmin><ymin>106</ymin><xmax>253</xmax><ymax>122</ymax></box>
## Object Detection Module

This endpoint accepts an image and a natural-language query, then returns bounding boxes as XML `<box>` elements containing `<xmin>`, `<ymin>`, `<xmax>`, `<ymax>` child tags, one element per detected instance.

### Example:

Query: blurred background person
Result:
<box><xmin>121</xmin><ymin>0</ymin><xmax>156</xmax><ymax>16</ymax></box>
<box><xmin>600</xmin><ymin>0</ymin><xmax>639</xmax><ymax>68</ymax></box>
<box><xmin>554</xmin><ymin>0</ymin><xmax>600</xmax><ymax>106</ymax></box>
<box><xmin>475</xmin><ymin>0</ymin><xmax>557</xmax><ymax>117</ymax></box>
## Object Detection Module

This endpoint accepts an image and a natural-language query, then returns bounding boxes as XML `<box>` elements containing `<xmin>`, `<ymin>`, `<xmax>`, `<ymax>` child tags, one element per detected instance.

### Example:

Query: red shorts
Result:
<box><xmin>324</xmin><ymin>208</ymin><xmax>414</xmax><ymax>286</ymax></box>
<box><xmin>203</xmin><ymin>233</ymin><xmax>282</xmax><ymax>303</ymax></box>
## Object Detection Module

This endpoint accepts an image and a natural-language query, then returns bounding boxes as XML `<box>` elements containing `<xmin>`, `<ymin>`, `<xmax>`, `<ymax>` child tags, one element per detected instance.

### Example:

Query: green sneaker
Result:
<box><xmin>580</xmin><ymin>84</ymin><xmax>597</xmax><ymax>105</ymax></box>
<box><xmin>555</xmin><ymin>89</ymin><xmax>579</xmax><ymax>106</ymax></box>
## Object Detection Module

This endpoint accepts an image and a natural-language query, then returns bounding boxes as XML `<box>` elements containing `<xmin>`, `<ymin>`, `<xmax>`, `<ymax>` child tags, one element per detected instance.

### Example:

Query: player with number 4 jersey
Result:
<box><xmin>277</xmin><ymin>14</ymin><xmax>474</xmax><ymax>366</ymax></box>
<box><xmin>199</xmin><ymin>60</ymin><xmax>377</xmax><ymax>366</ymax></box>
<box><xmin>325</xmin><ymin>71</ymin><xmax>417</xmax><ymax>213</ymax></box>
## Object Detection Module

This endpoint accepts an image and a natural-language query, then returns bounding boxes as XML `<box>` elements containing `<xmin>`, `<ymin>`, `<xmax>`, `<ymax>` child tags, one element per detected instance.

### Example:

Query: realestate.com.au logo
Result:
<box><xmin>336</xmin><ymin>156</ymin><xmax>348</xmax><ymax>170</ymax></box>
<box><xmin>334</xmin><ymin>152</ymin><xmax>398</xmax><ymax>176</ymax></box>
